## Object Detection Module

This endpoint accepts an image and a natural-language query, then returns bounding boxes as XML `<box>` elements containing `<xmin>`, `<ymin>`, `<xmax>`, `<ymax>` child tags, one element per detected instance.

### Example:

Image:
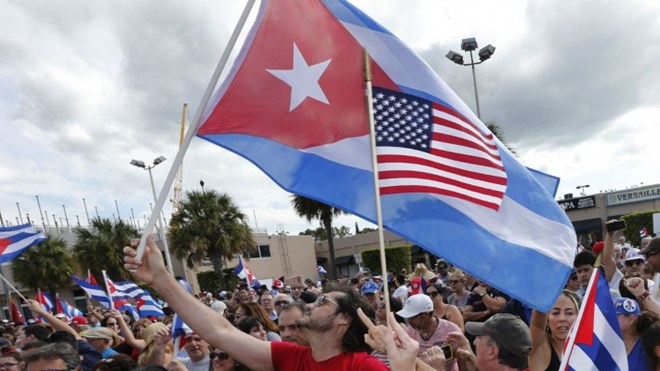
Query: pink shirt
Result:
<box><xmin>405</xmin><ymin>316</ymin><xmax>460</xmax><ymax>371</ymax></box>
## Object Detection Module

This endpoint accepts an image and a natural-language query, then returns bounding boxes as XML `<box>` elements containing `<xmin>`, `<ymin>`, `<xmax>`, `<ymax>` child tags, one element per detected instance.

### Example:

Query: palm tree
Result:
<box><xmin>169</xmin><ymin>190</ymin><xmax>254</xmax><ymax>290</ymax></box>
<box><xmin>291</xmin><ymin>195</ymin><xmax>346</xmax><ymax>279</ymax></box>
<box><xmin>486</xmin><ymin>121</ymin><xmax>517</xmax><ymax>155</ymax></box>
<box><xmin>74</xmin><ymin>218</ymin><xmax>139</xmax><ymax>282</ymax></box>
<box><xmin>12</xmin><ymin>236</ymin><xmax>77</xmax><ymax>299</ymax></box>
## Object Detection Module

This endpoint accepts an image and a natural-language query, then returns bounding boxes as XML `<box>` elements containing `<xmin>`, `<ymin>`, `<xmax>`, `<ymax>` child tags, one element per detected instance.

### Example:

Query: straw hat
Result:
<box><xmin>408</xmin><ymin>263</ymin><xmax>435</xmax><ymax>281</ymax></box>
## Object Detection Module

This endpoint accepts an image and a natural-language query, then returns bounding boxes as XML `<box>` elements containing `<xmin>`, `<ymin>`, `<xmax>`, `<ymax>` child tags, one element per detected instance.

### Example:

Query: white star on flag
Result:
<box><xmin>266</xmin><ymin>43</ymin><xmax>331</xmax><ymax>111</ymax></box>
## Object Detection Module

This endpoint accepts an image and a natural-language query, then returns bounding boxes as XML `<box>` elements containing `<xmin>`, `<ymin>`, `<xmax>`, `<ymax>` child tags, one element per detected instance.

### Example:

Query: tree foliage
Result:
<box><xmin>299</xmin><ymin>226</ymin><xmax>352</xmax><ymax>241</ymax></box>
<box><xmin>12</xmin><ymin>236</ymin><xmax>77</xmax><ymax>298</ymax></box>
<box><xmin>169</xmin><ymin>190</ymin><xmax>254</xmax><ymax>289</ymax></box>
<box><xmin>486</xmin><ymin>121</ymin><xmax>517</xmax><ymax>156</ymax></box>
<box><xmin>74</xmin><ymin>218</ymin><xmax>138</xmax><ymax>281</ymax></box>
<box><xmin>291</xmin><ymin>195</ymin><xmax>346</xmax><ymax>279</ymax></box>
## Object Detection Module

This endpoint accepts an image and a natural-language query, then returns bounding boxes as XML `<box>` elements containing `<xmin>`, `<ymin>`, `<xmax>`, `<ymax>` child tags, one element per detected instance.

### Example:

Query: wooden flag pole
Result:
<box><xmin>363</xmin><ymin>50</ymin><xmax>391</xmax><ymax>319</ymax></box>
<box><xmin>135</xmin><ymin>0</ymin><xmax>257</xmax><ymax>262</ymax></box>
<box><xmin>0</xmin><ymin>273</ymin><xmax>28</xmax><ymax>302</ymax></box>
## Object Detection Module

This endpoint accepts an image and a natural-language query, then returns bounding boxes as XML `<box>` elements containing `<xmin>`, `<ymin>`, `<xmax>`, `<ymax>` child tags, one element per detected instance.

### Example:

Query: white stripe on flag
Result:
<box><xmin>594</xmin><ymin>305</ymin><xmax>628</xmax><ymax>370</ymax></box>
<box><xmin>568</xmin><ymin>346</ymin><xmax>599</xmax><ymax>371</ymax></box>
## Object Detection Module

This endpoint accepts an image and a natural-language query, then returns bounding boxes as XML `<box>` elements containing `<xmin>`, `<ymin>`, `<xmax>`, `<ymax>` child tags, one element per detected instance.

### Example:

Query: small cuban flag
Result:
<box><xmin>640</xmin><ymin>227</ymin><xmax>649</xmax><ymax>239</ymax></box>
<box><xmin>234</xmin><ymin>256</ymin><xmax>254</xmax><ymax>285</ymax></box>
<box><xmin>316</xmin><ymin>265</ymin><xmax>328</xmax><ymax>274</ymax></box>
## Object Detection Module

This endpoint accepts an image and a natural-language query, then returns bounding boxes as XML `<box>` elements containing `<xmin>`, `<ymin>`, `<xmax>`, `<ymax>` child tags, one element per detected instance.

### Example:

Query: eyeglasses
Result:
<box><xmin>0</xmin><ymin>363</ymin><xmax>18</xmax><ymax>369</ymax></box>
<box><xmin>315</xmin><ymin>295</ymin><xmax>340</xmax><ymax>308</ymax></box>
<box><xmin>448</xmin><ymin>280</ymin><xmax>461</xmax><ymax>284</ymax></box>
<box><xmin>275</xmin><ymin>300</ymin><xmax>289</xmax><ymax>306</ymax></box>
<box><xmin>210</xmin><ymin>352</ymin><xmax>229</xmax><ymax>361</ymax></box>
<box><xmin>625</xmin><ymin>260</ymin><xmax>645</xmax><ymax>267</ymax></box>
<box><xmin>427</xmin><ymin>291</ymin><xmax>440</xmax><ymax>298</ymax></box>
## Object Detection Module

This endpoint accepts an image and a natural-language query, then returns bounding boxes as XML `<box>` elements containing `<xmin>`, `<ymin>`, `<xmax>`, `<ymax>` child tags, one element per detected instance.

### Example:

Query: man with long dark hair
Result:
<box><xmin>124</xmin><ymin>236</ymin><xmax>388</xmax><ymax>370</ymax></box>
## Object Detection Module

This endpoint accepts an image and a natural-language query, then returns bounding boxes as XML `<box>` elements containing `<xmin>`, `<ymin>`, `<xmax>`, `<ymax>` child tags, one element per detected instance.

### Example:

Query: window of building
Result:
<box><xmin>73</xmin><ymin>289</ymin><xmax>87</xmax><ymax>311</ymax></box>
<box><xmin>249</xmin><ymin>245</ymin><xmax>271</xmax><ymax>259</ymax></box>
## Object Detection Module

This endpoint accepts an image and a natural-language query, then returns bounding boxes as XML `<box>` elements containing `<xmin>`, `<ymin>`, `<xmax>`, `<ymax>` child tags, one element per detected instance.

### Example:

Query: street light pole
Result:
<box><xmin>130</xmin><ymin>157</ymin><xmax>175</xmax><ymax>276</ymax></box>
<box><xmin>446</xmin><ymin>37</ymin><xmax>496</xmax><ymax>119</ymax></box>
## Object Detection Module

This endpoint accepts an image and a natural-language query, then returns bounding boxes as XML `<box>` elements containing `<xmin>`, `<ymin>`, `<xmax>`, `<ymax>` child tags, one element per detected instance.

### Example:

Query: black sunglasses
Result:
<box><xmin>210</xmin><ymin>352</ymin><xmax>229</xmax><ymax>360</ymax></box>
<box><xmin>625</xmin><ymin>260</ymin><xmax>645</xmax><ymax>267</ymax></box>
<box><xmin>427</xmin><ymin>291</ymin><xmax>440</xmax><ymax>297</ymax></box>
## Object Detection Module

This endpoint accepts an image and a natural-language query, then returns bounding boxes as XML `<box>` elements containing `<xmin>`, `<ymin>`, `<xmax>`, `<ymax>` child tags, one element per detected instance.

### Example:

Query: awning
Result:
<box><xmin>572</xmin><ymin>218</ymin><xmax>602</xmax><ymax>233</ymax></box>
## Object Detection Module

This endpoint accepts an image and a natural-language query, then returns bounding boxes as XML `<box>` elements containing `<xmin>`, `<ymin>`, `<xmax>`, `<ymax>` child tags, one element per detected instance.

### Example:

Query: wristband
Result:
<box><xmin>638</xmin><ymin>291</ymin><xmax>650</xmax><ymax>302</ymax></box>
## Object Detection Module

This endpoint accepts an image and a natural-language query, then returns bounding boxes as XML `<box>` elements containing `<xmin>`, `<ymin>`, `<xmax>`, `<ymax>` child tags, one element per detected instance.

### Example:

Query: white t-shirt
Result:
<box><xmin>178</xmin><ymin>357</ymin><xmax>210</xmax><ymax>371</ymax></box>
<box><xmin>393</xmin><ymin>285</ymin><xmax>409</xmax><ymax>302</ymax></box>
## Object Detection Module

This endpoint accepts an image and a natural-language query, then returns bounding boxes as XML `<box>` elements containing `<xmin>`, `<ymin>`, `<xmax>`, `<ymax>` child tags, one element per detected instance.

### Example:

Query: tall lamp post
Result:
<box><xmin>576</xmin><ymin>184</ymin><xmax>590</xmax><ymax>196</ymax></box>
<box><xmin>130</xmin><ymin>156</ymin><xmax>175</xmax><ymax>275</ymax></box>
<box><xmin>446</xmin><ymin>37</ymin><xmax>496</xmax><ymax>119</ymax></box>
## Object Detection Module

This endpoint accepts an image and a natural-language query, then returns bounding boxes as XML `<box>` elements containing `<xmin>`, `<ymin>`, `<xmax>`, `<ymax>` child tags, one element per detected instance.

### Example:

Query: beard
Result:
<box><xmin>296</xmin><ymin>309</ymin><xmax>336</xmax><ymax>332</ymax></box>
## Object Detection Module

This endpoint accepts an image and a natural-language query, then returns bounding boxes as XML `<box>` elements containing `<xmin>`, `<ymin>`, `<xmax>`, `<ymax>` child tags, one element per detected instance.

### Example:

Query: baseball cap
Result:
<box><xmin>397</xmin><ymin>294</ymin><xmax>433</xmax><ymax>318</ymax></box>
<box><xmin>614</xmin><ymin>297</ymin><xmax>640</xmax><ymax>316</ymax></box>
<box><xmin>465</xmin><ymin>313</ymin><xmax>532</xmax><ymax>356</ymax></box>
<box><xmin>361</xmin><ymin>281</ymin><xmax>378</xmax><ymax>295</ymax></box>
<box><xmin>70</xmin><ymin>316</ymin><xmax>88</xmax><ymax>325</ymax></box>
<box><xmin>272</xmin><ymin>279</ymin><xmax>283</xmax><ymax>289</ymax></box>
<box><xmin>624</xmin><ymin>248</ymin><xmax>645</xmax><ymax>262</ymax></box>
<box><xmin>641</xmin><ymin>237</ymin><xmax>660</xmax><ymax>256</ymax></box>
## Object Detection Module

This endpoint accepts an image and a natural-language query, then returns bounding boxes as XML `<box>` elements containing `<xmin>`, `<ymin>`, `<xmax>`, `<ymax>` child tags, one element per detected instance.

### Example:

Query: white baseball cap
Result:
<box><xmin>397</xmin><ymin>294</ymin><xmax>433</xmax><ymax>318</ymax></box>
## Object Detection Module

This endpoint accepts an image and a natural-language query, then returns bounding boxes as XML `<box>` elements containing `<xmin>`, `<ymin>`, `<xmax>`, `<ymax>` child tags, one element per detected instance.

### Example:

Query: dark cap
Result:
<box><xmin>465</xmin><ymin>313</ymin><xmax>531</xmax><ymax>356</ymax></box>
<box><xmin>641</xmin><ymin>237</ymin><xmax>660</xmax><ymax>256</ymax></box>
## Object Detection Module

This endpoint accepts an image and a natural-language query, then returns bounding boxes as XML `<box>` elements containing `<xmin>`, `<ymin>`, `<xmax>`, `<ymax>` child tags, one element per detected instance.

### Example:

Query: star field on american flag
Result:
<box><xmin>373</xmin><ymin>87</ymin><xmax>508</xmax><ymax>211</ymax></box>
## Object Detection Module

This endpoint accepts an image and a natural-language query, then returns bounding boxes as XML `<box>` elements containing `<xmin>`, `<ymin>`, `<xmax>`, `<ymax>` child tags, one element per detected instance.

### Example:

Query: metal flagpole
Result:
<box><xmin>363</xmin><ymin>50</ymin><xmax>392</xmax><ymax>317</ymax></box>
<box><xmin>135</xmin><ymin>0</ymin><xmax>257</xmax><ymax>261</ymax></box>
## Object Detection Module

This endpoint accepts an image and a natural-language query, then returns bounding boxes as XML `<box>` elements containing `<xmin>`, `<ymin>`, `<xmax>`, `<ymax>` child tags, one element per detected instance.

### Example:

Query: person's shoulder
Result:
<box><xmin>352</xmin><ymin>352</ymin><xmax>389</xmax><ymax>370</ymax></box>
<box><xmin>271</xmin><ymin>340</ymin><xmax>307</xmax><ymax>354</ymax></box>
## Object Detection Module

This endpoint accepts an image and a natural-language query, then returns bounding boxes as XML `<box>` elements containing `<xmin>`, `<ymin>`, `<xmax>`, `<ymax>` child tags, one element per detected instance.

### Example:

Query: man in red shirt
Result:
<box><xmin>124</xmin><ymin>236</ymin><xmax>388</xmax><ymax>371</ymax></box>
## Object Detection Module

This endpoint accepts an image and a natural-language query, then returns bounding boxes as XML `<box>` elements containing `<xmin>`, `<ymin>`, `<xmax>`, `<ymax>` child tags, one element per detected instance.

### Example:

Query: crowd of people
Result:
<box><xmin>1</xmin><ymin>228</ymin><xmax>659</xmax><ymax>370</ymax></box>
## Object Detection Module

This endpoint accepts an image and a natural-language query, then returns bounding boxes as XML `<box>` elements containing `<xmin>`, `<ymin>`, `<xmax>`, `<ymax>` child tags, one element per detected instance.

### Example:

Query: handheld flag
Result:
<box><xmin>640</xmin><ymin>227</ymin><xmax>649</xmax><ymax>239</ymax></box>
<box><xmin>35</xmin><ymin>290</ymin><xmax>54</xmax><ymax>313</ymax></box>
<box><xmin>9</xmin><ymin>297</ymin><xmax>25</xmax><ymax>324</ymax></box>
<box><xmin>114</xmin><ymin>281</ymin><xmax>164</xmax><ymax>318</ymax></box>
<box><xmin>57</xmin><ymin>298</ymin><xmax>84</xmax><ymax>319</ymax></box>
<box><xmin>559</xmin><ymin>269</ymin><xmax>627</xmax><ymax>370</ymax></box>
<box><xmin>195</xmin><ymin>0</ymin><xmax>575</xmax><ymax>311</ymax></box>
<box><xmin>102</xmin><ymin>272</ymin><xmax>138</xmax><ymax>319</ymax></box>
<box><xmin>71</xmin><ymin>274</ymin><xmax>111</xmax><ymax>308</ymax></box>
<box><xmin>234</xmin><ymin>256</ymin><xmax>254</xmax><ymax>285</ymax></box>
<box><xmin>316</xmin><ymin>265</ymin><xmax>327</xmax><ymax>274</ymax></box>
<box><xmin>0</xmin><ymin>224</ymin><xmax>46</xmax><ymax>263</ymax></box>
<box><xmin>87</xmin><ymin>269</ymin><xmax>98</xmax><ymax>286</ymax></box>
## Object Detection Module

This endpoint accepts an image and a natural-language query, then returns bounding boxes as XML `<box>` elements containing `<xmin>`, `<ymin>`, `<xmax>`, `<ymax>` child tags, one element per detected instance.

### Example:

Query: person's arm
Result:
<box><xmin>625</xmin><ymin>277</ymin><xmax>660</xmax><ymax>315</ymax></box>
<box><xmin>418</xmin><ymin>346</ymin><xmax>446</xmax><ymax>370</ymax></box>
<box><xmin>446</xmin><ymin>305</ymin><xmax>464</xmax><ymax>333</ymax></box>
<box><xmin>603</xmin><ymin>225</ymin><xmax>618</xmax><ymax>282</ymax></box>
<box><xmin>87</xmin><ymin>304</ymin><xmax>105</xmax><ymax>322</ymax></box>
<box><xmin>357</xmin><ymin>309</ymin><xmax>419</xmax><ymax>371</ymax></box>
<box><xmin>461</xmin><ymin>304</ymin><xmax>488</xmax><ymax>321</ymax></box>
<box><xmin>528</xmin><ymin>309</ymin><xmax>551</xmax><ymax>371</ymax></box>
<box><xmin>481</xmin><ymin>293</ymin><xmax>507</xmax><ymax>313</ymax></box>
<box><xmin>124</xmin><ymin>236</ymin><xmax>273</xmax><ymax>371</ymax></box>
<box><xmin>145</xmin><ymin>327</ymin><xmax>173</xmax><ymax>367</ymax></box>
<box><xmin>26</xmin><ymin>300</ymin><xmax>81</xmax><ymax>339</ymax></box>
<box><xmin>446</xmin><ymin>331</ymin><xmax>476</xmax><ymax>371</ymax></box>
<box><xmin>109</xmin><ymin>308</ymin><xmax>146</xmax><ymax>350</ymax></box>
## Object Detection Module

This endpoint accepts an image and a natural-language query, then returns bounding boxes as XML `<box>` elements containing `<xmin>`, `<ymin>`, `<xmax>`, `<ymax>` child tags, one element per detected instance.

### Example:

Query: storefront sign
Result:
<box><xmin>606</xmin><ymin>185</ymin><xmax>660</xmax><ymax>206</ymax></box>
<box><xmin>559</xmin><ymin>196</ymin><xmax>596</xmax><ymax>211</ymax></box>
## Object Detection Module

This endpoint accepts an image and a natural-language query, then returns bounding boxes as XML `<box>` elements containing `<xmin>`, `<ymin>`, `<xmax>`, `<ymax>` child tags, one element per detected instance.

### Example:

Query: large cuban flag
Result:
<box><xmin>196</xmin><ymin>0</ymin><xmax>576</xmax><ymax>311</ymax></box>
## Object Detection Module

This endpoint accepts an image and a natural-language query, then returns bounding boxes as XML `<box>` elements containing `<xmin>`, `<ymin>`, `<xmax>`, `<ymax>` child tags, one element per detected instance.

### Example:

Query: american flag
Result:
<box><xmin>373</xmin><ymin>87</ymin><xmax>507</xmax><ymax>211</ymax></box>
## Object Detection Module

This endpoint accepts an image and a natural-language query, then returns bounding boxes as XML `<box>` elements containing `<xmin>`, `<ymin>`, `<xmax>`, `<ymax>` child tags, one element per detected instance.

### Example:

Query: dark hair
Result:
<box><xmin>24</xmin><ymin>324</ymin><xmax>50</xmax><ymax>342</ymax></box>
<box><xmin>497</xmin><ymin>342</ymin><xmax>528</xmax><ymax>369</ymax></box>
<box><xmin>333</xmin><ymin>286</ymin><xmax>375</xmax><ymax>353</ymax></box>
<box><xmin>94</xmin><ymin>354</ymin><xmax>136</xmax><ymax>371</ymax></box>
<box><xmin>642</xmin><ymin>319</ymin><xmax>660</xmax><ymax>365</ymax></box>
<box><xmin>573</xmin><ymin>251</ymin><xmax>596</xmax><ymax>268</ymax></box>
<box><xmin>386</xmin><ymin>296</ymin><xmax>405</xmax><ymax>324</ymax></box>
<box><xmin>395</xmin><ymin>275</ymin><xmax>405</xmax><ymax>285</ymax></box>
<box><xmin>635</xmin><ymin>311</ymin><xmax>660</xmax><ymax>336</ymax></box>
<box><xmin>237</xmin><ymin>317</ymin><xmax>263</xmax><ymax>335</ymax></box>
<box><xmin>46</xmin><ymin>330</ymin><xmax>79</xmax><ymax>352</ymax></box>
<box><xmin>132</xmin><ymin>366</ymin><xmax>168</xmax><ymax>371</ymax></box>
<box><xmin>21</xmin><ymin>342</ymin><xmax>80</xmax><ymax>370</ymax></box>
<box><xmin>0</xmin><ymin>345</ymin><xmax>20</xmax><ymax>362</ymax></box>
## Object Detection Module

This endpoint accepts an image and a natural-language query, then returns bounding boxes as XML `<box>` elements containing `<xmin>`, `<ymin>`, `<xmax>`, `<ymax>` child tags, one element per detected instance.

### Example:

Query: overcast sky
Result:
<box><xmin>1</xmin><ymin>0</ymin><xmax>658</xmax><ymax>236</ymax></box>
